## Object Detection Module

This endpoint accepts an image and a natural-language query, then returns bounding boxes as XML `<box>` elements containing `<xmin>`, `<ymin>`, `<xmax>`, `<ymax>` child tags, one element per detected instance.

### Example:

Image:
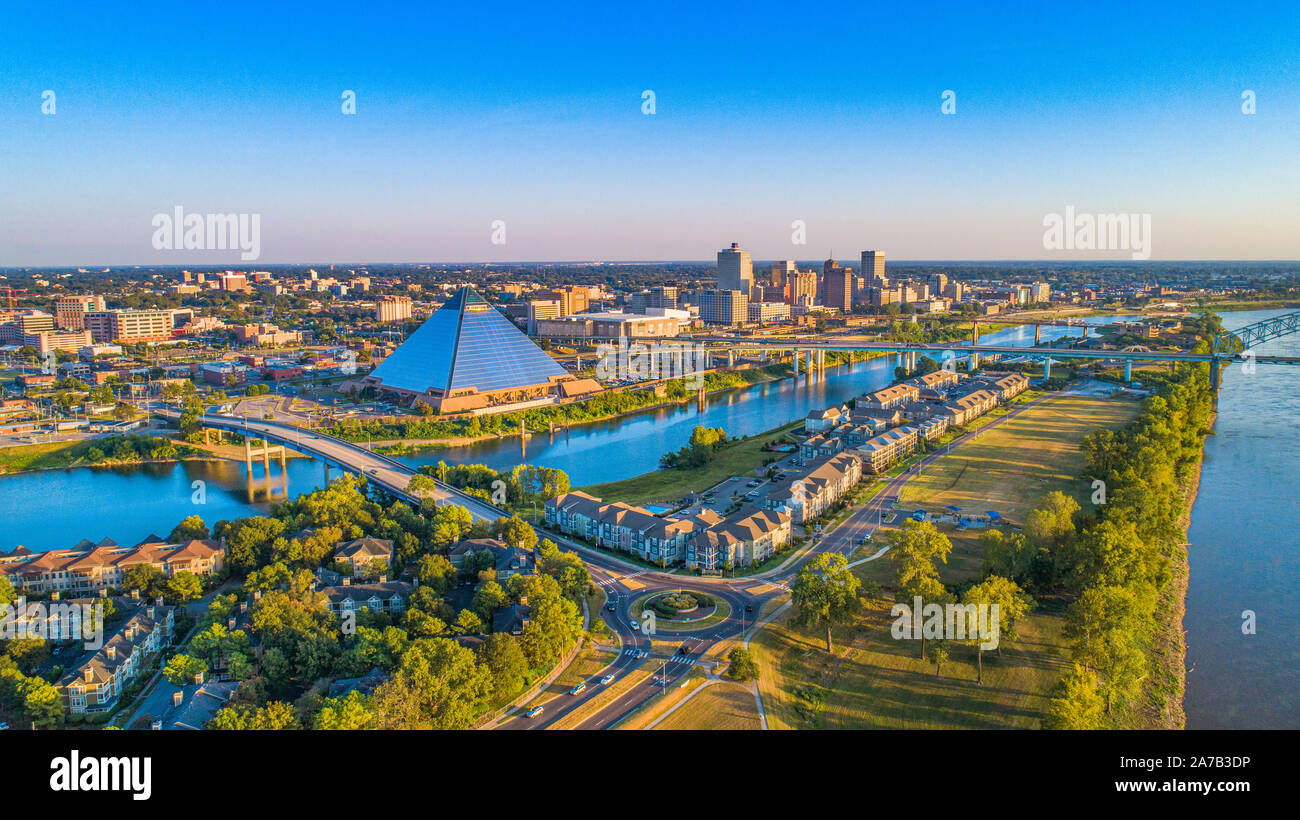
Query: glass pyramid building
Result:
<box><xmin>363</xmin><ymin>286</ymin><xmax>570</xmax><ymax>412</ymax></box>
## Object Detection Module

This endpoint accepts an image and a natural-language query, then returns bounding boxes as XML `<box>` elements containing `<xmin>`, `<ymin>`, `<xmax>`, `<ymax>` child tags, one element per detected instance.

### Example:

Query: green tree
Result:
<box><xmin>165</xmin><ymin>571</ymin><xmax>203</xmax><ymax>604</ymax></box>
<box><xmin>791</xmin><ymin>553</ymin><xmax>862</xmax><ymax>653</ymax></box>
<box><xmin>724</xmin><ymin>647</ymin><xmax>758</xmax><ymax>682</ymax></box>
<box><xmin>1043</xmin><ymin>664</ymin><xmax>1107</xmax><ymax>729</ymax></box>
<box><xmin>478</xmin><ymin>633</ymin><xmax>529</xmax><ymax>700</ymax></box>
<box><xmin>168</xmin><ymin>515</ymin><xmax>210</xmax><ymax>542</ymax></box>
<box><xmin>164</xmin><ymin>653</ymin><xmax>208</xmax><ymax>685</ymax></box>
<box><xmin>371</xmin><ymin>637</ymin><xmax>492</xmax><ymax>730</ymax></box>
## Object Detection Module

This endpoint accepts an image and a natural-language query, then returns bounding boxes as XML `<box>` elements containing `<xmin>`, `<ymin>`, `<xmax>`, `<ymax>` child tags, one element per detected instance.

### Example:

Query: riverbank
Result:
<box><xmin>0</xmin><ymin>434</ymin><xmax>309</xmax><ymax>476</ymax></box>
<box><xmin>1138</xmin><ymin>412</ymin><xmax>1213</xmax><ymax>730</ymax></box>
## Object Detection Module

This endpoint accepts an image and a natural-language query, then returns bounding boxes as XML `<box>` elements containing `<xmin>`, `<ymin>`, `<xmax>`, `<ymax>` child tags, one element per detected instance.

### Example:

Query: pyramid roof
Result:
<box><xmin>366</xmin><ymin>286</ymin><xmax>567</xmax><ymax>395</ymax></box>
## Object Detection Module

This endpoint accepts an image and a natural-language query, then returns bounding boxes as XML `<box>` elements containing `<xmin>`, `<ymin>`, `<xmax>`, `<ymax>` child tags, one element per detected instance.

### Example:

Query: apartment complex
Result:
<box><xmin>857</xmin><ymin>426</ymin><xmax>921</xmax><ymax>473</ymax></box>
<box><xmin>763</xmin><ymin>452</ymin><xmax>864</xmax><ymax>523</ymax></box>
<box><xmin>545</xmin><ymin>491</ymin><xmax>790</xmax><ymax>569</ymax></box>
<box><xmin>58</xmin><ymin>600</ymin><xmax>177</xmax><ymax>715</ymax></box>
<box><xmin>0</xmin><ymin>538</ymin><xmax>225</xmax><ymax>596</ymax></box>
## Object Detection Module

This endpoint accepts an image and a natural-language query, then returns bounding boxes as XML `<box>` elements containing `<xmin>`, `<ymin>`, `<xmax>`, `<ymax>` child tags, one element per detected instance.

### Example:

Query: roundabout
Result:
<box><xmin>629</xmin><ymin>589</ymin><xmax>732</xmax><ymax>633</ymax></box>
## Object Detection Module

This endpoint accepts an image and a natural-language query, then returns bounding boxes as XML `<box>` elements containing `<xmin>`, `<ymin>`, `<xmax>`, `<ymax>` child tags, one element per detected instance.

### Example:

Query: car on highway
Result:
<box><xmin>525</xmin><ymin>705</ymin><xmax>543</xmax><ymax>718</ymax></box>
<box><xmin>569</xmin><ymin>683</ymin><xmax>587</xmax><ymax>696</ymax></box>
<box><xmin>605</xmin><ymin>602</ymin><xmax>615</xmax><ymax>612</ymax></box>
<box><xmin>630</xmin><ymin>620</ymin><xmax>639</xmax><ymax>631</ymax></box>
<box><xmin>635</xmin><ymin>649</ymin><xmax>648</xmax><ymax>659</ymax></box>
<box><xmin>676</xmin><ymin>642</ymin><xmax>691</xmax><ymax>655</ymax></box>
<box><xmin>600</xmin><ymin>673</ymin><xmax>615</xmax><ymax>685</ymax></box>
<box><xmin>745</xmin><ymin>604</ymin><xmax>753</xmax><ymax>612</ymax></box>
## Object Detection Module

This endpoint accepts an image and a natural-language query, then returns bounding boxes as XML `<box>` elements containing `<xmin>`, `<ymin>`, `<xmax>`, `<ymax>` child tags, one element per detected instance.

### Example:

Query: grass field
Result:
<box><xmin>899</xmin><ymin>394</ymin><xmax>1139</xmax><ymax>523</ymax></box>
<box><xmin>653</xmin><ymin>682</ymin><xmax>763</xmax><ymax>731</ymax></box>
<box><xmin>741</xmin><ymin>393</ymin><xmax>1143</xmax><ymax>730</ymax></box>
<box><xmin>580</xmin><ymin>419</ymin><xmax>802</xmax><ymax>506</ymax></box>
<box><xmin>753</xmin><ymin>599</ymin><xmax>1070</xmax><ymax>729</ymax></box>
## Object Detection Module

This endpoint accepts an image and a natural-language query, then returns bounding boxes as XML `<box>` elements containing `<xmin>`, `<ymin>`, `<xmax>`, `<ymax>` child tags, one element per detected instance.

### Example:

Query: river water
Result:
<box><xmin>1183</xmin><ymin>309</ymin><xmax>1300</xmax><ymax>728</ymax></box>
<box><xmin>1</xmin><ymin>310</ymin><xmax>1292</xmax><ymax>727</ymax></box>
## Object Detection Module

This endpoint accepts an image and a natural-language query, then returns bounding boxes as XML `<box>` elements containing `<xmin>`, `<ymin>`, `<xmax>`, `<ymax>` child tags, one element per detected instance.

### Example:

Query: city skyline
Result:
<box><xmin>2</xmin><ymin>1</ymin><xmax>1298</xmax><ymax>266</ymax></box>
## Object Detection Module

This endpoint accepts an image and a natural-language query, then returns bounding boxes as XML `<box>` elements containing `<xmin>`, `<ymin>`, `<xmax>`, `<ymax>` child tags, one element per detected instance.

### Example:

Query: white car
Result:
<box><xmin>630</xmin><ymin>621</ymin><xmax>640</xmax><ymax>632</ymax></box>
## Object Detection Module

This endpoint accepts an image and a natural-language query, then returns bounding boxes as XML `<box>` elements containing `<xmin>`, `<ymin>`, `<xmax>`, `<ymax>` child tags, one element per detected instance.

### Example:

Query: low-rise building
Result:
<box><xmin>685</xmin><ymin>507</ymin><xmax>791</xmax><ymax>572</ymax></box>
<box><xmin>58</xmin><ymin>600</ymin><xmax>176</xmax><ymax>715</ymax></box>
<box><xmin>322</xmin><ymin>579</ymin><xmax>414</xmax><ymax>615</ymax></box>
<box><xmin>333</xmin><ymin>536</ymin><xmax>393</xmax><ymax>577</ymax></box>
<box><xmin>0</xmin><ymin>538</ymin><xmax>224</xmax><ymax>596</ymax></box>
<box><xmin>857</xmin><ymin>426</ymin><xmax>921</xmax><ymax>474</ymax></box>
<box><xmin>860</xmin><ymin>383</ymin><xmax>920</xmax><ymax>410</ymax></box>
<box><xmin>764</xmin><ymin>452</ymin><xmax>863</xmax><ymax>523</ymax></box>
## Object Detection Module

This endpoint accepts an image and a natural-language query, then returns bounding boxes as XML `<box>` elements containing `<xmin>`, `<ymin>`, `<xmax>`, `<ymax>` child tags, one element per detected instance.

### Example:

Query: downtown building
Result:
<box><xmin>716</xmin><ymin>242</ymin><xmax>754</xmax><ymax>293</ymax></box>
<box><xmin>822</xmin><ymin>258</ymin><xmax>853</xmax><ymax>312</ymax></box>
<box><xmin>700</xmin><ymin>289</ymin><xmax>749</xmax><ymax>325</ymax></box>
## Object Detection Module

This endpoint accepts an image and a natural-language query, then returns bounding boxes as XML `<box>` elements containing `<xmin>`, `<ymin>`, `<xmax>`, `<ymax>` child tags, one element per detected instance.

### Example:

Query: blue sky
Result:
<box><xmin>1</xmin><ymin>0</ymin><xmax>1297</xmax><ymax>265</ymax></box>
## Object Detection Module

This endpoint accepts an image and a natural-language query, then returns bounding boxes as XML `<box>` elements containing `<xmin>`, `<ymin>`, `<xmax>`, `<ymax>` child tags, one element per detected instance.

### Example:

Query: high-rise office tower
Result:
<box><xmin>823</xmin><ymin>257</ymin><xmax>853</xmax><ymax>312</ymax></box>
<box><xmin>786</xmin><ymin>271</ymin><xmax>817</xmax><ymax>307</ymax></box>
<box><xmin>700</xmin><ymin>289</ymin><xmax>749</xmax><ymax>325</ymax></box>
<box><xmin>861</xmin><ymin>250</ymin><xmax>886</xmax><ymax>284</ymax></box>
<box><xmin>771</xmin><ymin>259</ymin><xmax>796</xmax><ymax>286</ymax></box>
<box><xmin>717</xmin><ymin>243</ymin><xmax>753</xmax><ymax>293</ymax></box>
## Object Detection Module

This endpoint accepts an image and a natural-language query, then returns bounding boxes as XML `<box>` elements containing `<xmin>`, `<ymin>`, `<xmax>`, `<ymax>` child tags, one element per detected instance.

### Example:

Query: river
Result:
<box><xmin>1183</xmin><ymin>309</ymin><xmax>1300</xmax><ymax>728</ymax></box>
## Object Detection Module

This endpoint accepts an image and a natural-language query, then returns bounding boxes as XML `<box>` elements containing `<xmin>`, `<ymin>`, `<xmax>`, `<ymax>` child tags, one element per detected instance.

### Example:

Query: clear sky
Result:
<box><xmin>1</xmin><ymin>0</ymin><xmax>1297</xmax><ymax>266</ymax></box>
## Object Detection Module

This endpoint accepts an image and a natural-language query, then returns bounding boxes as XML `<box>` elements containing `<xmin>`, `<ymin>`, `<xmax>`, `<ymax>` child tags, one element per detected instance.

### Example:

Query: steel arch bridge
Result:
<box><xmin>1213</xmin><ymin>310</ymin><xmax>1300</xmax><ymax>356</ymax></box>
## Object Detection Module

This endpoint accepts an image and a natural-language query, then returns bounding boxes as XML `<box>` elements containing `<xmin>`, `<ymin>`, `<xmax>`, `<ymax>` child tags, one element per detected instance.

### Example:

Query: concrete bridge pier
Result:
<box><xmin>1043</xmin><ymin>357</ymin><xmax>1052</xmax><ymax>379</ymax></box>
<box><xmin>1034</xmin><ymin>324</ymin><xmax>1042</xmax><ymax>345</ymax></box>
<box><xmin>727</xmin><ymin>350</ymin><xmax>735</xmax><ymax>367</ymax></box>
<box><xmin>1124</xmin><ymin>360</ymin><xmax>1132</xmax><ymax>382</ymax></box>
<box><xmin>970</xmin><ymin>323</ymin><xmax>980</xmax><ymax>370</ymax></box>
<box><xmin>793</xmin><ymin>349</ymin><xmax>800</xmax><ymax>376</ymax></box>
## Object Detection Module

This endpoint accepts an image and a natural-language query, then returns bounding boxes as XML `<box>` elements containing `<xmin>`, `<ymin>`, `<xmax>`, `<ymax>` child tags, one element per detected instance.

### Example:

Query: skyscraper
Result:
<box><xmin>771</xmin><ymin>259</ymin><xmax>797</xmax><ymax>286</ymax></box>
<box><xmin>861</xmin><ymin>250</ymin><xmax>886</xmax><ymax>284</ymax></box>
<box><xmin>786</xmin><ymin>271</ymin><xmax>817</xmax><ymax>307</ymax></box>
<box><xmin>717</xmin><ymin>243</ymin><xmax>753</xmax><ymax>294</ymax></box>
<box><xmin>823</xmin><ymin>257</ymin><xmax>852</xmax><ymax>312</ymax></box>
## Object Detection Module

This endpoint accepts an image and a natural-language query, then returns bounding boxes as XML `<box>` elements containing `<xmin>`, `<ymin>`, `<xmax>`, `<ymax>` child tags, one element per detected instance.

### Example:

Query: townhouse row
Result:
<box><xmin>545</xmin><ymin>491</ymin><xmax>793</xmax><ymax>571</ymax></box>
<box><xmin>0</xmin><ymin>537</ymin><xmax>225</xmax><ymax>596</ymax></box>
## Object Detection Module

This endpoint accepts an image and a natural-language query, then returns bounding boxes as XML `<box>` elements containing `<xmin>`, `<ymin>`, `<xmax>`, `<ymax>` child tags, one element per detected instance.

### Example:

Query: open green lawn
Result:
<box><xmin>653</xmin><ymin>682</ymin><xmax>762</xmax><ymax>730</ymax></box>
<box><xmin>899</xmin><ymin>394</ymin><xmax>1139</xmax><ymax>523</ymax></box>
<box><xmin>579</xmin><ymin>419</ymin><xmax>802</xmax><ymax>507</ymax></box>
<box><xmin>753</xmin><ymin>599</ymin><xmax>1070</xmax><ymax>729</ymax></box>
